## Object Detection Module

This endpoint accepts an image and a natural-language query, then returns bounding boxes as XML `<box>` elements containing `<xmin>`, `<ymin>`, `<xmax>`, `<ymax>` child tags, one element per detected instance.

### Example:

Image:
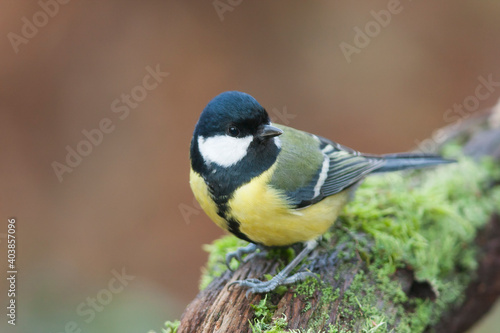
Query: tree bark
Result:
<box><xmin>431</xmin><ymin>213</ymin><xmax>500</xmax><ymax>332</ymax></box>
<box><xmin>178</xmin><ymin>217</ymin><xmax>500</xmax><ymax>333</ymax></box>
<box><xmin>178</xmin><ymin>107</ymin><xmax>500</xmax><ymax>333</ymax></box>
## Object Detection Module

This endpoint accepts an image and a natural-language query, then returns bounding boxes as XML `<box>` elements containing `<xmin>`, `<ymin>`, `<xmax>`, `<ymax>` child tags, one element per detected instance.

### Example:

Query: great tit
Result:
<box><xmin>190</xmin><ymin>91</ymin><xmax>453</xmax><ymax>294</ymax></box>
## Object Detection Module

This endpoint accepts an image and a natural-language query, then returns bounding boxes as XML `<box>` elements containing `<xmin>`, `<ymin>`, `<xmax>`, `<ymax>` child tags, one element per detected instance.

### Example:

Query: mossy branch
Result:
<box><xmin>176</xmin><ymin>108</ymin><xmax>500</xmax><ymax>333</ymax></box>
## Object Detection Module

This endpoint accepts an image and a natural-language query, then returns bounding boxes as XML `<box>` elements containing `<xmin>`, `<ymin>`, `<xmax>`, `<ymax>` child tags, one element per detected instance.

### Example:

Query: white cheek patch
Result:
<box><xmin>198</xmin><ymin>135</ymin><xmax>253</xmax><ymax>167</ymax></box>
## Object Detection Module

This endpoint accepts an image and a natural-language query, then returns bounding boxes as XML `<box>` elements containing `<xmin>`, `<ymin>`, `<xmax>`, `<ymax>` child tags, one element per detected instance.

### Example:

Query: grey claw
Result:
<box><xmin>227</xmin><ymin>271</ymin><xmax>318</xmax><ymax>294</ymax></box>
<box><xmin>245</xmin><ymin>289</ymin><xmax>254</xmax><ymax>299</ymax></box>
<box><xmin>281</xmin><ymin>271</ymin><xmax>318</xmax><ymax>285</ymax></box>
<box><xmin>227</xmin><ymin>278</ymin><xmax>261</xmax><ymax>289</ymax></box>
<box><xmin>226</xmin><ymin>240</ymin><xmax>321</xmax><ymax>294</ymax></box>
<box><xmin>225</xmin><ymin>256</ymin><xmax>235</xmax><ymax>271</ymax></box>
<box><xmin>225</xmin><ymin>243</ymin><xmax>259</xmax><ymax>271</ymax></box>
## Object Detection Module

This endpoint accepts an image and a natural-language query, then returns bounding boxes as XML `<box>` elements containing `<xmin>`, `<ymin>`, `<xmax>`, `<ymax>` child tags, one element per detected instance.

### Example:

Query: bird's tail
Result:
<box><xmin>372</xmin><ymin>153</ymin><xmax>455</xmax><ymax>173</ymax></box>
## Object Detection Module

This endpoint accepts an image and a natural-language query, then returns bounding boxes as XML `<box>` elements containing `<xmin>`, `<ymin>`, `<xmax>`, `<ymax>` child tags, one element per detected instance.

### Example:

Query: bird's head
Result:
<box><xmin>191</xmin><ymin>91</ymin><xmax>283</xmax><ymax>174</ymax></box>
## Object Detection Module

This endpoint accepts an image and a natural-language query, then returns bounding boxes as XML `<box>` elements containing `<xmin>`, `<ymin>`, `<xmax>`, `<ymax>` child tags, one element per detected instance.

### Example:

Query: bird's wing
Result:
<box><xmin>270</xmin><ymin>125</ymin><xmax>384</xmax><ymax>208</ymax></box>
<box><xmin>315</xmin><ymin>136</ymin><xmax>384</xmax><ymax>202</ymax></box>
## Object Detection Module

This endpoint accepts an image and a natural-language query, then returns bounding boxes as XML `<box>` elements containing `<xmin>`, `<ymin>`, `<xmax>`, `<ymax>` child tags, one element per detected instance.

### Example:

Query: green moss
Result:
<box><xmin>267</xmin><ymin>246</ymin><xmax>296</xmax><ymax>264</ymax></box>
<box><xmin>249</xmin><ymin>295</ymin><xmax>290</xmax><ymax>332</ymax></box>
<box><xmin>148</xmin><ymin>320</ymin><xmax>180</xmax><ymax>333</ymax></box>
<box><xmin>199</xmin><ymin>236</ymin><xmax>248</xmax><ymax>290</ymax></box>
<box><xmin>251</xmin><ymin>295</ymin><xmax>275</xmax><ymax>323</ymax></box>
<box><xmin>198</xmin><ymin>153</ymin><xmax>500</xmax><ymax>332</ymax></box>
<box><xmin>293</xmin><ymin>278</ymin><xmax>340</xmax><ymax>331</ymax></box>
<box><xmin>326</xmin><ymin>155</ymin><xmax>500</xmax><ymax>332</ymax></box>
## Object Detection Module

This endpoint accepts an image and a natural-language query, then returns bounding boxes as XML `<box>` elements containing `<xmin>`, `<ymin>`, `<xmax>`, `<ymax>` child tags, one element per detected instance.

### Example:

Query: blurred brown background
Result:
<box><xmin>1</xmin><ymin>1</ymin><xmax>500</xmax><ymax>332</ymax></box>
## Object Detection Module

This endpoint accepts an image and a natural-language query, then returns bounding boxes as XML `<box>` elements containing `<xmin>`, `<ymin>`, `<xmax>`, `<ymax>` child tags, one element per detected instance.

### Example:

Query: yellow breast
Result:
<box><xmin>189</xmin><ymin>169</ymin><xmax>229</xmax><ymax>231</ymax></box>
<box><xmin>190</xmin><ymin>166</ymin><xmax>349</xmax><ymax>247</ymax></box>
<box><xmin>227</xmin><ymin>165</ymin><xmax>348</xmax><ymax>246</ymax></box>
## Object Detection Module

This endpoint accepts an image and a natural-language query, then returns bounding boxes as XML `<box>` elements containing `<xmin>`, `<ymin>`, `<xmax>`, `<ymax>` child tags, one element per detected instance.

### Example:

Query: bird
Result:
<box><xmin>189</xmin><ymin>91</ymin><xmax>453</xmax><ymax>294</ymax></box>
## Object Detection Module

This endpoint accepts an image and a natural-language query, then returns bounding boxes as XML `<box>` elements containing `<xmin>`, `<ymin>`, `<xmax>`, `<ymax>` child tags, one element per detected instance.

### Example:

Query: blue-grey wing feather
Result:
<box><xmin>272</xmin><ymin>127</ymin><xmax>451</xmax><ymax>209</ymax></box>
<box><xmin>285</xmin><ymin>135</ymin><xmax>384</xmax><ymax>208</ymax></box>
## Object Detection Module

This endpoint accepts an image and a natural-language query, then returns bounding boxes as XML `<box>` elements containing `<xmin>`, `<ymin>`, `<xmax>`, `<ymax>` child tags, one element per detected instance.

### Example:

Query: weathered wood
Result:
<box><xmin>431</xmin><ymin>213</ymin><xmax>500</xmax><ymax>333</ymax></box>
<box><xmin>178</xmin><ymin>107</ymin><xmax>500</xmax><ymax>333</ymax></box>
<box><xmin>178</xmin><ymin>213</ymin><xmax>500</xmax><ymax>332</ymax></box>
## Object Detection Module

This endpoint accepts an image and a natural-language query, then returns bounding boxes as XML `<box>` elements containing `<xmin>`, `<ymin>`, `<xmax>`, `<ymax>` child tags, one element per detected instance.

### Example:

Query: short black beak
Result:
<box><xmin>257</xmin><ymin>124</ymin><xmax>283</xmax><ymax>139</ymax></box>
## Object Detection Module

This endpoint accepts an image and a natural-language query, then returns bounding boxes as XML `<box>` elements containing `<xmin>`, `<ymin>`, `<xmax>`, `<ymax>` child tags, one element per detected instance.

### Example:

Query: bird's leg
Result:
<box><xmin>225</xmin><ymin>243</ymin><xmax>264</xmax><ymax>271</ymax></box>
<box><xmin>228</xmin><ymin>239</ymin><xmax>319</xmax><ymax>296</ymax></box>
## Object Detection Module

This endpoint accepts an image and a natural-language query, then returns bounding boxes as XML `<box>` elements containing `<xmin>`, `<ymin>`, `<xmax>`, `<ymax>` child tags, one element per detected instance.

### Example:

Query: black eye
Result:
<box><xmin>226</xmin><ymin>125</ymin><xmax>240</xmax><ymax>137</ymax></box>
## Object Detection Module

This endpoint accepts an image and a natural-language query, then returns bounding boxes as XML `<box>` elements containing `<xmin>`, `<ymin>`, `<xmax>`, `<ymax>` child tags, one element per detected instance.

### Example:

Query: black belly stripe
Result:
<box><xmin>226</xmin><ymin>217</ymin><xmax>254</xmax><ymax>243</ymax></box>
<box><xmin>215</xmin><ymin>200</ymin><xmax>255</xmax><ymax>244</ymax></box>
